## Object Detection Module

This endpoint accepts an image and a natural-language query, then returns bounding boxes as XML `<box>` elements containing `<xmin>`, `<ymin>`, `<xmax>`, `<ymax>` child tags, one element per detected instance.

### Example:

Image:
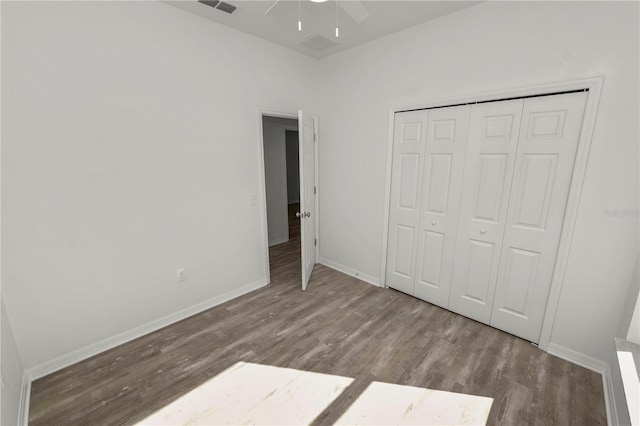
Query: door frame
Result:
<box><xmin>257</xmin><ymin>109</ymin><xmax>320</xmax><ymax>284</ymax></box>
<box><xmin>380</xmin><ymin>77</ymin><xmax>604</xmax><ymax>351</ymax></box>
<box><xmin>313</xmin><ymin>116</ymin><xmax>320</xmax><ymax>265</ymax></box>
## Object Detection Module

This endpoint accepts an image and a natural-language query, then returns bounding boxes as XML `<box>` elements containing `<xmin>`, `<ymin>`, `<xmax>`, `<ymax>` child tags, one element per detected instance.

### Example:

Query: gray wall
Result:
<box><xmin>286</xmin><ymin>130</ymin><xmax>300</xmax><ymax>204</ymax></box>
<box><xmin>263</xmin><ymin>117</ymin><xmax>298</xmax><ymax>246</ymax></box>
<box><xmin>263</xmin><ymin>119</ymin><xmax>288</xmax><ymax>246</ymax></box>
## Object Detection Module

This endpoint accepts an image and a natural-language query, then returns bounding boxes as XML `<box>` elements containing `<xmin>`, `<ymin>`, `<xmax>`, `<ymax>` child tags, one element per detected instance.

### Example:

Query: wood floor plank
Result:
<box><xmin>29</xmin><ymin>205</ymin><xmax>606</xmax><ymax>425</ymax></box>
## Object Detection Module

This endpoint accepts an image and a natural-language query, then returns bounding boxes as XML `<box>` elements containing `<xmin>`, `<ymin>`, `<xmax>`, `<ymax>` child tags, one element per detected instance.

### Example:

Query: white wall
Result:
<box><xmin>316</xmin><ymin>0</ymin><xmax>638</xmax><ymax>367</ymax></box>
<box><xmin>1</xmin><ymin>299</ymin><xmax>25</xmax><ymax>426</ymax></box>
<box><xmin>1</xmin><ymin>0</ymin><xmax>315</xmax><ymax>370</ymax></box>
<box><xmin>2</xmin><ymin>4</ymin><xmax>639</xmax><ymax>422</ymax></box>
<box><xmin>263</xmin><ymin>117</ymin><xmax>298</xmax><ymax>246</ymax></box>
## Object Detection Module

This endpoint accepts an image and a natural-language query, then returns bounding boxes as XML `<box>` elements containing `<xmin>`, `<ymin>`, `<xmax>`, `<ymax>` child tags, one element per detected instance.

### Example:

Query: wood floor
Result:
<box><xmin>29</xmin><ymin>203</ymin><xmax>606</xmax><ymax>425</ymax></box>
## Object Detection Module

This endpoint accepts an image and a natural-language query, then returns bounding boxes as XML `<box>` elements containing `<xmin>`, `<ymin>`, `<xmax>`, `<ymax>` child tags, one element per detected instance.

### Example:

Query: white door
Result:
<box><xmin>298</xmin><ymin>111</ymin><xmax>316</xmax><ymax>290</ymax></box>
<box><xmin>490</xmin><ymin>91</ymin><xmax>587</xmax><ymax>342</ymax></box>
<box><xmin>449</xmin><ymin>99</ymin><xmax>524</xmax><ymax>324</ymax></box>
<box><xmin>413</xmin><ymin>105</ymin><xmax>471</xmax><ymax>307</ymax></box>
<box><xmin>385</xmin><ymin>110</ymin><xmax>429</xmax><ymax>295</ymax></box>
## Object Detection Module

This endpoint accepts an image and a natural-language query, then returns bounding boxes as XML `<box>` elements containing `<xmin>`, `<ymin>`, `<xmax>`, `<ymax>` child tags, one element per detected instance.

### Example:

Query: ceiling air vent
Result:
<box><xmin>198</xmin><ymin>0</ymin><xmax>236</xmax><ymax>14</ymax></box>
<box><xmin>198</xmin><ymin>0</ymin><xmax>219</xmax><ymax>9</ymax></box>
<box><xmin>216</xmin><ymin>1</ymin><xmax>237</xmax><ymax>14</ymax></box>
<box><xmin>300</xmin><ymin>35</ymin><xmax>339</xmax><ymax>51</ymax></box>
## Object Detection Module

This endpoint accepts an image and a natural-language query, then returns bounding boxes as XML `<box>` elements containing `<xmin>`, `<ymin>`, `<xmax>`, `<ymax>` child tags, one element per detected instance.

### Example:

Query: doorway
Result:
<box><xmin>261</xmin><ymin>115</ymin><xmax>302</xmax><ymax>286</ymax></box>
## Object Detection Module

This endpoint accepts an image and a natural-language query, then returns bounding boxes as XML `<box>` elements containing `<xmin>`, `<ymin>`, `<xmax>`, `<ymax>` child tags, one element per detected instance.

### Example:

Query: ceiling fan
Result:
<box><xmin>264</xmin><ymin>0</ymin><xmax>370</xmax><ymax>24</ymax></box>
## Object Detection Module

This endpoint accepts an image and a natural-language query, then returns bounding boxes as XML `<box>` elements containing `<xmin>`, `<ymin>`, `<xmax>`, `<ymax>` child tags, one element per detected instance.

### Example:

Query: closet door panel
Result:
<box><xmin>414</xmin><ymin>106</ymin><xmax>470</xmax><ymax>307</ymax></box>
<box><xmin>393</xmin><ymin>225</ymin><xmax>415</xmax><ymax>278</ymax></box>
<box><xmin>474</xmin><ymin>154</ymin><xmax>509</xmax><ymax>222</ymax></box>
<box><xmin>418</xmin><ymin>230</ymin><xmax>444</xmax><ymax>286</ymax></box>
<box><xmin>491</xmin><ymin>91</ymin><xmax>587</xmax><ymax>342</ymax></box>
<box><xmin>449</xmin><ymin>100</ymin><xmax>524</xmax><ymax>324</ymax></box>
<box><xmin>386</xmin><ymin>111</ymin><xmax>429</xmax><ymax>295</ymax></box>
<box><xmin>425</xmin><ymin>154</ymin><xmax>453</xmax><ymax>214</ymax></box>
<box><xmin>463</xmin><ymin>239</ymin><xmax>497</xmax><ymax>302</ymax></box>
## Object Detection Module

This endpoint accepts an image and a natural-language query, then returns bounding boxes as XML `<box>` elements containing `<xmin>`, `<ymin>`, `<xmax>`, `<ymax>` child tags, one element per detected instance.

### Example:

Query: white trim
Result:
<box><xmin>380</xmin><ymin>77</ymin><xmax>603</xmax><ymax>348</ymax></box>
<box><xmin>319</xmin><ymin>257</ymin><xmax>381</xmax><ymax>287</ymax></box>
<box><xmin>390</xmin><ymin>77</ymin><xmax>602</xmax><ymax>112</ymax></box>
<box><xmin>547</xmin><ymin>342</ymin><xmax>609</xmax><ymax>373</ymax></box>
<box><xmin>379</xmin><ymin>108</ymin><xmax>396</xmax><ymax>288</ymax></box>
<box><xmin>604</xmin><ymin>366</ymin><xmax>619</xmax><ymax>426</ymax></box>
<box><xmin>257</xmin><ymin>112</ymin><xmax>271</xmax><ymax>284</ymax></box>
<box><xmin>258</xmin><ymin>110</ymin><xmax>300</xmax><ymax>121</ymax></box>
<box><xmin>257</xmin><ymin>108</ymin><xmax>299</xmax><ymax>285</ymax></box>
<box><xmin>313</xmin><ymin>116</ymin><xmax>320</xmax><ymax>265</ymax></box>
<box><xmin>547</xmin><ymin>343</ymin><xmax>617</xmax><ymax>426</ymax></box>
<box><xmin>537</xmin><ymin>78</ymin><xmax>603</xmax><ymax>350</ymax></box>
<box><xmin>617</xmin><ymin>350</ymin><xmax>639</xmax><ymax>425</ymax></box>
<box><xmin>26</xmin><ymin>278</ymin><xmax>268</xmax><ymax>381</ymax></box>
<box><xmin>17</xmin><ymin>372</ymin><xmax>31</xmax><ymax>426</ymax></box>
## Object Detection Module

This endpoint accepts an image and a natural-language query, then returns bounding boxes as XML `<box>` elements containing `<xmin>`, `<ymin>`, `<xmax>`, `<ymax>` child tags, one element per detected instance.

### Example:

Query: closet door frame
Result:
<box><xmin>380</xmin><ymin>77</ymin><xmax>603</xmax><ymax>351</ymax></box>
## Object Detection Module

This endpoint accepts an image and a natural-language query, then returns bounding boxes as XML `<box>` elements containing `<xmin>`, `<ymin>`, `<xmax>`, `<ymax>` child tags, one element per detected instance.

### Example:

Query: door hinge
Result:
<box><xmin>313</xmin><ymin>132</ymin><xmax>316</xmax><ymax>142</ymax></box>
<box><xmin>314</xmin><ymin>186</ymin><xmax>317</xmax><ymax>195</ymax></box>
<box><xmin>314</xmin><ymin>238</ymin><xmax>317</xmax><ymax>246</ymax></box>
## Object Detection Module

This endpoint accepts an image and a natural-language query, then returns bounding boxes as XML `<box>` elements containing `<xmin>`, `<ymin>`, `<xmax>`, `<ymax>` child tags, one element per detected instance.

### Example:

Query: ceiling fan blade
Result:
<box><xmin>338</xmin><ymin>0</ymin><xmax>369</xmax><ymax>24</ymax></box>
<box><xmin>264</xmin><ymin>0</ymin><xmax>280</xmax><ymax>16</ymax></box>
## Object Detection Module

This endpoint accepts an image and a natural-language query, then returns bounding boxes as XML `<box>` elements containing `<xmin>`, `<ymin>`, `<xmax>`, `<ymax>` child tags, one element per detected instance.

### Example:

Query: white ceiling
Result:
<box><xmin>166</xmin><ymin>0</ymin><xmax>481</xmax><ymax>59</ymax></box>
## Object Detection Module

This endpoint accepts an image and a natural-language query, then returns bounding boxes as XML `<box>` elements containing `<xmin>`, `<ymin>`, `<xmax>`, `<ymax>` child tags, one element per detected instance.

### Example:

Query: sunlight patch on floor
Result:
<box><xmin>136</xmin><ymin>361</ymin><xmax>354</xmax><ymax>425</ymax></box>
<box><xmin>335</xmin><ymin>381</ymin><xmax>493</xmax><ymax>425</ymax></box>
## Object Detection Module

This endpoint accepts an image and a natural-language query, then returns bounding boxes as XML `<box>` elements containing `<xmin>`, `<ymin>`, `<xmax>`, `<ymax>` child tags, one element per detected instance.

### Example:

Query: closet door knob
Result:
<box><xmin>480</xmin><ymin>228</ymin><xmax>487</xmax><ymax>235</ymax></box>
<box><xmin>431</xmin><ymin>220</ymin><xmax>437</xmax><ymax>226</ymax></box>
<box><xmin>296</xmin><ymin>212</ymin><xmax>302</xmax><ymax>218</ymax></box>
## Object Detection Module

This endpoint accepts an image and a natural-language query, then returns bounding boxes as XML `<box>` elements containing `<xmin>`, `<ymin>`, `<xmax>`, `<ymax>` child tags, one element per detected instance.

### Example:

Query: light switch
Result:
<box><xmin>177</xmin><ymin>268</ymin><xmax>186</xmax><ymax>283</ymax></box>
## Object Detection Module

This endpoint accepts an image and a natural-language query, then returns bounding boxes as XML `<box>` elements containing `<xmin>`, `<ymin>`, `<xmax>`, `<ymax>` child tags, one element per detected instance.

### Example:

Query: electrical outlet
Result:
<box><xmin>177</xmin><ymin>268</ymin><xmax>187</xmax><ymax>283</ymax></box>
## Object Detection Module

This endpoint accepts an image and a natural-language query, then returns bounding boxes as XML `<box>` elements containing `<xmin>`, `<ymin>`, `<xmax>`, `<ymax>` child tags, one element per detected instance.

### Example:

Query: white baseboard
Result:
<box><xmin>319</xmin><ymin>257</ymin><xmax>381</xmax><ymax>287</ymax></box>
<box><xmin>547</xmin><ymin>343</ymin><xmax>618</xmax><ymax>426</ymax></box>
<box><xmin>26</xmin><ymin>278</ymin><xmax>269</xmax><ymax>382</ymax></box>
<box><xmin>547</xmin><ymin>342</ymin><xmax>609</xmax><ymax>372</ymax></box>
<box><xmin>18</xmin><ymin>372</ymin><xmax>31</xmax><ymax>426</ymax></box>
<box><xmin>268</xmin><ymin>236</ymin><xmax>289</xmax><ymax>247</ymax></box>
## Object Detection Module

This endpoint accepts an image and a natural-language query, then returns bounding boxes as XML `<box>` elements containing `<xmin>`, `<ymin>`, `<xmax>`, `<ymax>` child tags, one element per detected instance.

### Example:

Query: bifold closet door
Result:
<box><xmin>386</xmin><ymin>111</ymin><xmax>428</xmax><ymax>295</ymax></box>
<box><xmin>413</xmin><ymin>106</ymin><xmax>470</xmax><ymax>307</ymax></box>
<box><xmin>449</xmin><ymin>100</ymin><xmax>525</xmax><ymax>324</ymax></box>
<box><xmin>387</xmin><ymin>91</ymin><xmax>588</xmax><ymax>343</ymax></box>
<box><xmin>490</xmin><ymin>91</ymin><xmax>587</xmax><ymax>342</ymax></box>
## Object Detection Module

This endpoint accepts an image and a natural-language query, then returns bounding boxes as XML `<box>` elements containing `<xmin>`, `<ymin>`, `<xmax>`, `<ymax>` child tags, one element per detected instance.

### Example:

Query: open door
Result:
<box><xmin>298</xmin><ymin>110</ymin><xmax>316</xmax><ymax>290</ymax></box>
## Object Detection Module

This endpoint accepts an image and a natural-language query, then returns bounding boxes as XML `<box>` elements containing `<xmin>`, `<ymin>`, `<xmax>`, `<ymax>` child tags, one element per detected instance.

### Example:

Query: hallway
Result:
<box><xmin>268</xmin><ymin>202</ymin><xmax>301</xmax><ymax>287</ymax></box>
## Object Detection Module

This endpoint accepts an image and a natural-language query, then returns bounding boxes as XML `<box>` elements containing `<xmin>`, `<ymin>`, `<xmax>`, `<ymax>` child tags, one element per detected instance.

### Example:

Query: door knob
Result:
<box><xmin>431</xmin><ymin>220</ymin><xmax>437</xmax><ymax>226</ymax></box>
<box><xmin>305</xmin><ymin>212</ymin><xmax>311</xmax><ymax>218</ymax></box>
<box><xmin>296</xmin><ymin>212</ymin><xmax>302</xmax><ymax>218</ymax></box>
<box><xmin>480</xmin><ymin>228</ymin><xmax>487</xmax><ymax>234</ymax></box>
